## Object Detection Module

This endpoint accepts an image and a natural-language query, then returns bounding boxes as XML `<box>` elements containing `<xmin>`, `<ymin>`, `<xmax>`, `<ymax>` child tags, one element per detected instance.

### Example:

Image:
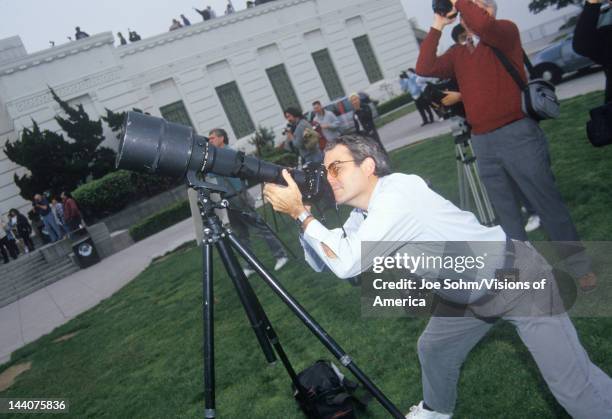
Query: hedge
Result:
<box><xmin>72</xmin><ymin>170</ymin><xmax>179</xmax><ymax>221</ymax></box>
<box><xmin>129</xmin><ymin>200</ymin><xmax>191</xmax><ymax>242</ymax></box>
<box><xmin>377</xmin><ymin>93</ymin><xmax>413</xmax><ymax>115</ymax></box>
<box><xmin>73</xmin><ymin>171</ymin><xmax>136</xmax><ymax>220</ymax></box>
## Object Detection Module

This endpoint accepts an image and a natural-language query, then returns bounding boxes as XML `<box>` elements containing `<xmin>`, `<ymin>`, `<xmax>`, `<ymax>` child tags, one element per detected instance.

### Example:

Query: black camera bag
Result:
<box><xmin>586</xmin><ymin>102</ymin><xmax>612</xmax><ymax>147</ymax></box>
<box><xmin>293</xmin><ymin>360</ymin><xmax>369</xmax><ymax>419</ymax></box>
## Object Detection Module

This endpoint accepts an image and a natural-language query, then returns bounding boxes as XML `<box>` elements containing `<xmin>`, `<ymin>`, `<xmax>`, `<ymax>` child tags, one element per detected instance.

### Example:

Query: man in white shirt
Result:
<box><xmin>262</xmin><ymin>134</ymin><xmax>612</xmax><ymax>419</ymax></box>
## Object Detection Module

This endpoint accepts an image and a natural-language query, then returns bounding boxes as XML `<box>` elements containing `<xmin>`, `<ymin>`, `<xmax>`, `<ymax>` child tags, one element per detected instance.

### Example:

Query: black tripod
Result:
<box><xmin>190</xmin><ymin>177</ymin><xmax>404</xmax><ymax>418</ymax></box>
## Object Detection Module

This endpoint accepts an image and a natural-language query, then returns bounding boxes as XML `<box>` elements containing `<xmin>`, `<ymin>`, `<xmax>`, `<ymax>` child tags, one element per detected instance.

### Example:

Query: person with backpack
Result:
<box><xmin>283</xmin><ymin>107</ymin><xmax>323</xmax><ymax>166</ymax></box>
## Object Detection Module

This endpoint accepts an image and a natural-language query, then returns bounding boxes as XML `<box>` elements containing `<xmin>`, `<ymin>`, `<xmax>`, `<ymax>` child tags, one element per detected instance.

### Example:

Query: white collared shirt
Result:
<box><xmin>301</xmin><ymin>173</ymin><xmax>506</xmax><ymax>279</ymax></box>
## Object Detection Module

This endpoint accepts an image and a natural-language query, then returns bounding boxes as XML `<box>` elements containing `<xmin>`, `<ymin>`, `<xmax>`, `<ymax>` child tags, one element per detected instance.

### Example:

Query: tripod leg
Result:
<box><xmin>228</xmin><ymin>232</ymin><xmax>405</xmax><ymax>419</ymax></box>
<box><xmin>202</xmin><ymin>241</ymin><xmax>216</xmax><ymax>418</ymax></box>
<box><xmin>214</xmin><ymin>237</ymin><xmax>278</xmax><ymax>364</ymax></box>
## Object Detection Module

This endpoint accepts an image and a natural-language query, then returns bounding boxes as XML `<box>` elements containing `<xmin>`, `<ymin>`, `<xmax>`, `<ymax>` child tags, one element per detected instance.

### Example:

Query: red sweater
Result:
<box><xmin>416</xmin><ymin>0</ymin><xmax>527</xmax><ymax>135</ymax></box>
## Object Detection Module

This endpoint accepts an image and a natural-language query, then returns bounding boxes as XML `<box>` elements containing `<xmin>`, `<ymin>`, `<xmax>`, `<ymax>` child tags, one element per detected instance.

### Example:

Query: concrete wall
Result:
<box><xmin>100</xmin><ymin>185</ymin><xmax>188</xmax><ymax>233</ymax></box>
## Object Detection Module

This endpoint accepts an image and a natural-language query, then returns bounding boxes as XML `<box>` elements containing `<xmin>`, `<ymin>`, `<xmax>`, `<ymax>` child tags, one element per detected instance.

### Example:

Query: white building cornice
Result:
<box><xmin>118</xmin><ymin>0</ymin><xmax>311</xmax><ymax>57</ymax></box>
<box><xmin>5</xmin><ymin>67</ymin><xmax>122</xmax><ymax>115</ymax></box>
<box><xmin>0</xmin><ymin>33</ymin><xmax>115</xmax><ymax>75</ymax></box>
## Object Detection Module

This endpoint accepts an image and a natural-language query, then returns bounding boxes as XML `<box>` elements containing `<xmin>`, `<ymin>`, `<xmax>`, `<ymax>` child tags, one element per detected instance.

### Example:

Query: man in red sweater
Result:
<box><xmin>416</xmin><ymin>0</ymin><xmax>597</xmax><ymax>292</ymax></box>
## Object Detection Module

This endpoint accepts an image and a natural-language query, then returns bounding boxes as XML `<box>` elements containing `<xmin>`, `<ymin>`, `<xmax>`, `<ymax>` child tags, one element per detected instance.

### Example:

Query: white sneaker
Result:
<box><xmin>525</xmin><ymin>214</ymin><xmax>541</xmax><ymax>233</ymax></box>
<box><xmin>405</xmin><ymin>401</ymin><xmax>452</xmax><ymax>419</ymax></box>
<box><xmin>274</xmin><ymin>256</ymin><xmax>289</xmax><ymax>271</ymax></box>
<box><xmin>243</xmin><ymin>268</ymin><xmax>255</xmax><ymax>278</ymax></box>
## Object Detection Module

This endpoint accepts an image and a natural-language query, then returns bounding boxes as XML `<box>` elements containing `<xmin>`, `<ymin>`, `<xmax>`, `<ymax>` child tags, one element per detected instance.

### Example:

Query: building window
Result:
<box><xmin>266</xmin><ymin>64</ymin><xmax>300</xmax><ymax>111</ymax></box>
<box><xmin>215</xmin><ymin>81</ymin><xmax>255</xmax><ymax>139</ymax></box>
<box><xmin>159</xmin><ymin>101</ymin><xmax>194</xmax><ymax>128</ymax></box>
<box><xmin>312</xmin><ymin>49</ymin><xmax>345</xmax><ymax>100</ymax></box>
<box><xmin>353</xmin><ymin>35</ymin><xmax>383</xmax><ymax>83</ymax></box>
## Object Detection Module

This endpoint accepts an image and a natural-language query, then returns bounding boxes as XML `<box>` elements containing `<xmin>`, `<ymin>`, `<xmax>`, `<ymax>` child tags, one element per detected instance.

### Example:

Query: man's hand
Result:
<box><xmin>432</xmin><ymin>10</ymin><xmax>457</xmax><ymax>31</ymax></box>
<box><xmin>441</xmin><ymin>90</ymin><xmax>462</xmax><ymax>106</ymax></box>
<box><xmin>263</xmin><ymin>169</ymin><xmax>307</xmax><ymax>219</ymax></box>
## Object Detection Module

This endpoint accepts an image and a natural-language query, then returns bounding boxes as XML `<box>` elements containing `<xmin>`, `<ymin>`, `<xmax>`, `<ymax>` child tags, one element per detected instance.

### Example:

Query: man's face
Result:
<box><xmin>34</xmin><ymin>194</ymin><xmax>41</xmax><ymax>202</ymax></box>
<box><xmin>470</xmin><ymin>0</ymin><xmax>495</xmax><ymax>17</ymax></box>
<box><xmin>208</xmin><ymin>132</ymin><xmax>225</xmax><ymax>148</ymax></box>
<box><xmin>313</xmin><ymin>103</ymin><xmax>322</xmax><ymax>114</ymax></box>
<box><xmin>324</xmin><ymin>145</ymin><xmax>369</xmax><ymax>206</ymax></box>
<box><xmin>285</xmin><ymin>113</ymin><xmax>297</xmax><ymax>124</ymax></box>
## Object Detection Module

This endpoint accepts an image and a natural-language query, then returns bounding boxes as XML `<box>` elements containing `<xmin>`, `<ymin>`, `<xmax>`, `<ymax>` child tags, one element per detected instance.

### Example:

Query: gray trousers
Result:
<box><xmin>418</xmin><ymin>242</ymin><xmax>612</xmax><ymax>418</ymax></box>
<box><xmin>471</xmin><ymin>118</ymin><xmax>590</xmax><ymax>278</ymax></box>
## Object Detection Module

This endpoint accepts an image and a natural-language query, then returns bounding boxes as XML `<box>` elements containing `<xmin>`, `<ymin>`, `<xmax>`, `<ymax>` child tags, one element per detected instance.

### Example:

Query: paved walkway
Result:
<box><xmin>0</xmin><ymin>72</ymin><xmax>606</xmax><ymax>366</ymax></box>
<box><xmin>0</xmin><ymin>220</ymin><xmax>196</xmax><ymax>365</ymax></box>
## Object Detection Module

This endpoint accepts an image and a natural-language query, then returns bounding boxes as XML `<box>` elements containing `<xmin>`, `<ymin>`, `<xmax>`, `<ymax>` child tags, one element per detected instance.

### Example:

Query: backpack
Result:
<box><xmin>303</xmin><ymin>127</ymin><xmax>323</xmax><ymax>152</ymax></box>
<box><xmin>293</xmin><ymin>360</ymin><xmax>369</xmax><ymax>419</ymax></box>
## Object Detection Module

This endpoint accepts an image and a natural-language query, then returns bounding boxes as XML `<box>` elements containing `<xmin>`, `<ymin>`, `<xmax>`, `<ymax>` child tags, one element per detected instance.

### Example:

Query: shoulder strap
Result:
<box><xmin>491</xmin><ymin>47</ymin><xmax>527</xmax><ymax>90</ymax></box>
<box><xmin>523</xmin><ymin>51</ymin><xmax>535</xmax><ymax>77</ymax></box>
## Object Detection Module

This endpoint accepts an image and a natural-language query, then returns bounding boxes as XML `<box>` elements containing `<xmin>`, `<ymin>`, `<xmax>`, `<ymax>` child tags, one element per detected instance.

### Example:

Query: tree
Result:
<box><xmin>3</xmin><ymin>89</ymin><xmax>118</xmax><ymax>200</ymax></box>
<box><xmin>528</xmin><ymin>0</ymin><xmax>582</xmax><ymax>14</ymax></box>
<box><xmin>102</xmin><ymin>108</ymin><xmax>126</xmax><ymax>141</ymax></box>
<box><xmin>4</xmin><ymin>121</ymin><xmax>81</xmax><ymax>199</ymax></box>
<box><xmin>51</xmin><ymin>88</ymin><xmax>116</xmax><ymax>180</ymax></box>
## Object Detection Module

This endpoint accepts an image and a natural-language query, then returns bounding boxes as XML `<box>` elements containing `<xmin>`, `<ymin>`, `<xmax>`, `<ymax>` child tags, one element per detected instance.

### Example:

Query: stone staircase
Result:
<box><xmin>0</xmin><ymin>243</ymin><xmax>80</xmax><ymax>308</ymax></box>
<box><xmin>0</xmin><ymin>222</ymin><xmax>134</xmax><ymax>309</ymax></box>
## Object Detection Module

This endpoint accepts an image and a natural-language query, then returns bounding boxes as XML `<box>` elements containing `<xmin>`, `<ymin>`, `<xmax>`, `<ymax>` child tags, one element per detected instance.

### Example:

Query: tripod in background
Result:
<box><xmin>451</xmin><ymin>117</ymin><xmax>496</xmax><ymax>226</ymax></box>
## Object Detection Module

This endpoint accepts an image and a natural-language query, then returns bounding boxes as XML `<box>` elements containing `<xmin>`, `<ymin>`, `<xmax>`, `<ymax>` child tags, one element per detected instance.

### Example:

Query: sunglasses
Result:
<box><xmin>325</xmin><ymin>160</ymin><xmax>356</xmax><ymax>178</ymax></box>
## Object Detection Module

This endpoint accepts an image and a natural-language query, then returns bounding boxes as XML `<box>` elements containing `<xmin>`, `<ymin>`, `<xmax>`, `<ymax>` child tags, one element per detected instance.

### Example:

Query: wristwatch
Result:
<box><xmin>295</xmin><ymin>210</ymin><xmax>312</xmax><ymax>227</ymax></box>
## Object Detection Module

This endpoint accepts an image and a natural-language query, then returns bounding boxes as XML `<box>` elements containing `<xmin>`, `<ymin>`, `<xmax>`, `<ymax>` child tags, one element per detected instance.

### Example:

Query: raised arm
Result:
<box><xmin>416</xmin><ymin>10</ymin><xmax>458</xmax><ymax>79</ymax></box>
<box><xmin>573</xmin><ymin>1</ymin><xmax>605</xmax><ymax>63</ymax></box>
<box><xmin>455</xmin><ymin>0</ymin><xmax>520</xmax><ymax>53</ymax></box>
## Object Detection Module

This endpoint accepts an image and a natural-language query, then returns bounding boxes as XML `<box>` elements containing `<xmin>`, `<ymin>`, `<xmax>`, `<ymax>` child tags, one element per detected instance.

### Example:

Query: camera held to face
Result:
<box><xmin>432</xmin><ymin>0</ymin><xmax>455</xmax><ymax>17</ymax></box>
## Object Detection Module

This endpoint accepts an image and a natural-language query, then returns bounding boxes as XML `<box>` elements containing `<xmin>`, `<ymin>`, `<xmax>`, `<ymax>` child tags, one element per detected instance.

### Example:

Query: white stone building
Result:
<box><xmin>0</xmin><ymin>0</ymin><xmax>419</xmax><ymax>215</ymax></box>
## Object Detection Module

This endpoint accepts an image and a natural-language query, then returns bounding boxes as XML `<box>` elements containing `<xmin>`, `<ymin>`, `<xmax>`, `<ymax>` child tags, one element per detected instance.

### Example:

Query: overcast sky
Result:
<box><xmin>0</xmin><ymin>0</ymin><xmax>581</xmax><ymax>54</ymax></box>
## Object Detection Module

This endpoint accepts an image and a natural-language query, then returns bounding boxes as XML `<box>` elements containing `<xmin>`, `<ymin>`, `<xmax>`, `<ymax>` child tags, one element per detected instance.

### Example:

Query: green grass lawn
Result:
<box><xmin>2</xmin><ymin>91</ymin><xmax>611</xmax><ymax>418</ymax></box>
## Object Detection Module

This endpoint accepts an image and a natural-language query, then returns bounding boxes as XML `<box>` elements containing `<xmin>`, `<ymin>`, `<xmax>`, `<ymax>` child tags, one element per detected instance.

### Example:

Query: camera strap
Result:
<box><xmin>491</xmin><ymin>46</ymin><xmax>560</xmax><ymax>121</ymax></box>
<box><xmin>490</xmin><ymin>47</ymin><xmax>530</xmax><ymax>89</ymax></box>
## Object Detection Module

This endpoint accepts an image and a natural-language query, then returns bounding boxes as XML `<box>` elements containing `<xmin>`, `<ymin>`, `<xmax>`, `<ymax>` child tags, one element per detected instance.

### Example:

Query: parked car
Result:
<box><xmin>530</xmin><ymin>33</ymin><xmax>597</xmax><ymax>85</ymax></box>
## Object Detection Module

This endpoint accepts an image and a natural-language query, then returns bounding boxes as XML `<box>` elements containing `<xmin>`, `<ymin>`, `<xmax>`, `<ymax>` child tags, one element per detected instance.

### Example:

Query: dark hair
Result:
<box><xmin>61</xmin><ymin>191</ymin><xmax>73</xmax><ymax>199</ymax></box>
<box><xmin>452</xmin><ymin>24</ymin><xmax>466</xmax><ymax>43</ymax></box>
<box><xmin>284</xmin><ymin>107</ymin><xmax>303</xmax><ymax>118</ymax></box>
<box><xmin>408</xmin><ymin>68</ymin><xmax>416</xmax><ymax>73</ymax></box>
<box><xmin>9</xmin><ymin>208</ymin><xmax>20</xmax><ymax>217</ymax></box>
<box><xmin>312</xmin><ymin>100</ymin><xmax>322</xmax><ymax>107</ymax></box>
<box><xmin>208</xmin><ymin>128</ymin><xmax>229</xmax><ymax>145</ymax></box>
<box><xmin>324</xmin><ymin>134</ymin><xmax>391</xmax><ymax>177</ymax></box>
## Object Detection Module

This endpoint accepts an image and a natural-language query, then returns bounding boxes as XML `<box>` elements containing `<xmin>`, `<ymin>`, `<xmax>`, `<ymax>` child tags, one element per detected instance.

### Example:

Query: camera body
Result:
<box><xmin>432</xmin><ymin>0</ymin><xmax>455</xmax><ymax>17</ymax></box>
<box><xmin>282</xmin><ymin>123</ymin><xmax>293</xmax><ymax>136</ymax></box>
<box><xmin>421</xmin><ymin>80</ymin><xmax>466</xmax><ymax>120</ymax></box>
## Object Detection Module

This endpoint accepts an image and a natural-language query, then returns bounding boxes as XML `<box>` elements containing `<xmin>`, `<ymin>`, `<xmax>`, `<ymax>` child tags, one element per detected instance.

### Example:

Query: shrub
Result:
<box><xmin>377</xmin><ymin>93</ymin><xmax>413</xmax><ymax>115</ymax></box>
<box><xmin>73</xmin><ymin>171</ymin><xmax>136</xmax><ymax>220</ymax></box>
<box><xmin>72</xmin><ymin>170</ymin><xmax>180</xmax><ymax>221</ymax></box>
<box><xmin>129</xmin><ymin>200</ymin><xmax>191</xmax><ymax>242</ymax></box>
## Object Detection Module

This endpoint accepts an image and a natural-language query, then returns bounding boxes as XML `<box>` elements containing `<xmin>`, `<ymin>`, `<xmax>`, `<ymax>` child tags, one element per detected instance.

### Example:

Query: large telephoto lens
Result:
<box><xmin>117</xmin><ymin>111</ymin><xmax>319</xmax><ymax>198</ymax></box>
